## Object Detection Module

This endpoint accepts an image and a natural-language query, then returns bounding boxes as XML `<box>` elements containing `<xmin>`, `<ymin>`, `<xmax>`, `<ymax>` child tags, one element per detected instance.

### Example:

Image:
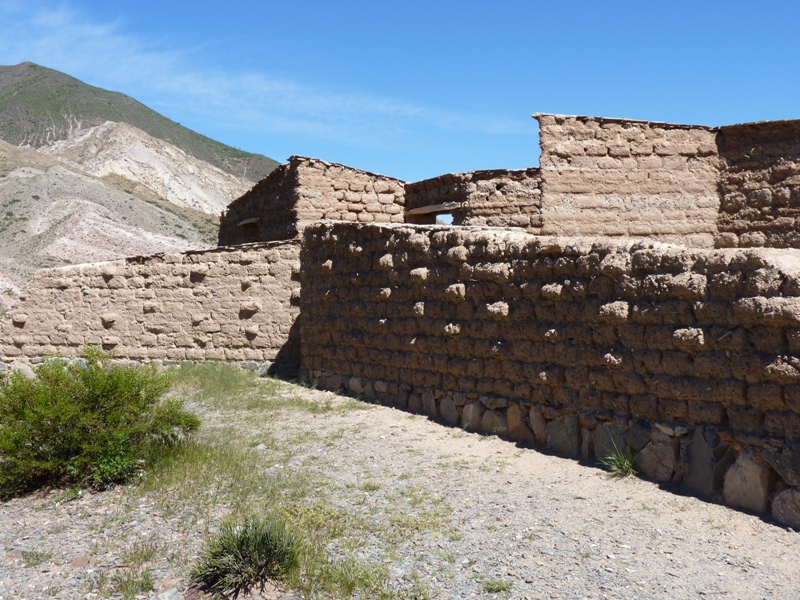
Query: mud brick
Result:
<box><xmin>591</xmin><ymin>324</ymin><xmax>618</xmax><ymax>346</ymax></box>
<box><xmin>748</xmin><ymin>382</ymin><xmax>785</xmax><ymax>411</ymax></box>
<box><xmin>613</xmin><ymin>370</ymin><xmax>647</xmax><ymax>395</ymax></box>
<box><xmin>617</xmin><ymin>323</ymin><xmax>647</xmax><ymax>349</ymax></box>
<box><xmin>693</xmin><ymin>300</ymin><xmax>729</xmax><ymax>324</ymax></box>
<box><xmin>576</xmin><ymin>389</ymin><xmax>604</xmax><ymax>411</ymax></box>
<box><xmin>645</xmin><ymin>325</ymin><xmax>676</xmax><ymax>350</ymax></box>
<box><xmin>658</xmin><ymin>398</ymin><xmax>689</xmax><ymax>422</ymax></box>
<box><xmin>731</xmin><ymin>352</ymin><xmax>767</xmax><ymax>383</ymax></box>
<box><xmin>630</xmin><ymin>394</ymin><xmax>660</xmax><ymax>420</ymax></box>
<box><xmin>749</xmin><ymin>326</ymin><xmax>786</xmax><ymax>353</ymax></box>
<box><xmin>661</xmin><ymin>350</ymin><xmax>696</xmax><ymax>377</ymax></box>
<box><xmin>693</xmin><ymin>352</ymin><xmax>732</xmax><ymax>379</ymax></box>
<box><xmin>728</xmin><ymin>407</ymin><xmax>764</xmax><ymax>433</ymax></box>
<box><xmin>764</xmin><ymin>411</ymin><xmax>800</xmax><ymax>439</ymax></box>
<box><xmin>590</xmin><ymin>367</ymin><xmax>616</xmax><ymax>392</ymax></box>
<box><xmin>602</xmin><ymin>392</ymin><xmax>630</xmax><ymax>416</ymax></box>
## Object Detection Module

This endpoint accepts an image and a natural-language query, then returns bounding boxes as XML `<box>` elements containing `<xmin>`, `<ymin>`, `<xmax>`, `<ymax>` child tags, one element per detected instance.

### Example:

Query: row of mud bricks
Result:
<box><xmin>299</xmin><ymin>221</ymin><xmax>800</xmax><ymax>529</ymax></box>
<box><xmin>0</xmin><ymin>242</ymin><xmax>301</xmax><ymax>363</ymax></box>
<box><xmin>305</xmin><ymin>369</ymin><xmax>800</xmax><ymax>529</ymax></box>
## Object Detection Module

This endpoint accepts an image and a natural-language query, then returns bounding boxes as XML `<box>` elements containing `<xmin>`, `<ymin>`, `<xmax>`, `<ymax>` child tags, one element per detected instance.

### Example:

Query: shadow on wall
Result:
<box><xmin>267</xmin><ymin>318</ymin><xmax>301</xmax><ymax>380</ymax></box>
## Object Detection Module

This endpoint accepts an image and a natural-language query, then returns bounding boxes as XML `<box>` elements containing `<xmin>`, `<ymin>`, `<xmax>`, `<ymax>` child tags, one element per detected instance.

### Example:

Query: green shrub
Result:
<box><xmin>0</xmin><ymin>347</ymin><xmax>199</xmax><ymax>497</ymax></box>
<box><xmin>191</xmin><ymin>515</ymin><xmax>303</xmax><ymax>599</ymax></box>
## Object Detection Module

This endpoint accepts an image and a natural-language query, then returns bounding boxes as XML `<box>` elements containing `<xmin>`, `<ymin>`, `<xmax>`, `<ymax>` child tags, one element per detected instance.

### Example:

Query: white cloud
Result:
<box><xmin>0</xmin><ymin>1</ymin><xmax>524</xmax><ymax>146</ymax></box>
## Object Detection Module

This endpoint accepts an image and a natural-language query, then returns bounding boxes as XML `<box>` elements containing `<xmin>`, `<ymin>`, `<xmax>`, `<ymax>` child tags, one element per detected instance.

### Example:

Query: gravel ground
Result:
<box><xmin>2</xmin><ymin>380</ymin><xmax>800</xmax><ymax>600</ymax></box>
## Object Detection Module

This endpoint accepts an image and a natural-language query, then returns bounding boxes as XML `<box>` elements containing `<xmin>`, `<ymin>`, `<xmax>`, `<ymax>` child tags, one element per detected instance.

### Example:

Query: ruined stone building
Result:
<box><xmin>6</xmin><ymin>113</ymin><xmax>800</xmax><ymax>526</ymax></box>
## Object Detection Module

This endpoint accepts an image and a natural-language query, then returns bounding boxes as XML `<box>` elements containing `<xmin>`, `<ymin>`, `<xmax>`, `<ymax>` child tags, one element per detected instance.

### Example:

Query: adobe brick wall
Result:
<box><xmin>300</xmin><ymin>221</ymin><xmax>800</xmax><ymax>520</ymax></box>
<box><xmin>219</xmin><ymin>162</ymin><xmax>300</xmax><ymax>244</ymax></box>
<box><xmin>219</xmin><ymin>156</ymin><xmax>405</xmax><ymax>245</ymax></box>
<box><xmin>0</xmin><ymin>241</ymin><xmax>301</xmax><ymax>364</ymax></box>
<box><xmin>536</xmin><ymin>115</ymin><xmax>720</xmax><ymax>247</ymax></box>
<box><xmin>716</xmin><ymin>120</ymin><xmax>800</xmax><ymax>249</ymax></box>
<box><xmin>404</xmin><ymin>168</ymin><xmax>542</xmax><ymax>230</ymax></box>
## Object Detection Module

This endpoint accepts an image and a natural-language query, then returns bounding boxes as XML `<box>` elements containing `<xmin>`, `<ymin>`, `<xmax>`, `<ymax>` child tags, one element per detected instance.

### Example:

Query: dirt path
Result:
<box><xmin>2</xmin><ymin>379</ymin><xmax>799</xmax><ymax>599</ymax></box>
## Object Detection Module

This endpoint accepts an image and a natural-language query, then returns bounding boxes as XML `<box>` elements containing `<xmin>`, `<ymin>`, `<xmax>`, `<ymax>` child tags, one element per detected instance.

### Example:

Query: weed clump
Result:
<box><xmin>484</xmin><ymin>578</ymin><xmax>512</xmax><ymax>593</ymax></box>
<box><xmin>0</xmin><ymin>347</ymin><xmax>199</xmax><ymax>497</ymax></box>
<box><xmin>191</xmin><ymin>515</ymin><xmax>303</xmax><ymax>598</ymax></box>
<box><xmin>598</xmin><ymin>441</ymin><xmax>638</xmax><ymax>478</ymax></box>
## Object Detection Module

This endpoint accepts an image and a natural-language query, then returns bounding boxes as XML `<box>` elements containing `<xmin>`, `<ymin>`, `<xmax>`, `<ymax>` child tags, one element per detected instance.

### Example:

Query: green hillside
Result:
<box><xmin>0</xmin><ymin>62</ymin><xmax>279</xmax><ymax>181</ymax></box>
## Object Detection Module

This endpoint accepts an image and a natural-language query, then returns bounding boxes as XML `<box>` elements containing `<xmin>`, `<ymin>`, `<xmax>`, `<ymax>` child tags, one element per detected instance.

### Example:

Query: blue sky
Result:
<box><xmin>1</xmin><ymin>1</ymin><xmax>799</xmax><ymax>182</ymax></box>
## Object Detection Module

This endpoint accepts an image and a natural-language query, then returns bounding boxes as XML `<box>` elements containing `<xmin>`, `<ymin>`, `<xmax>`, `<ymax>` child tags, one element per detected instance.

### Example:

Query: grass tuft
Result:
<box><xmin>191</xmin><ymin>515</ymin><xmax>303</xmax><ymax>599</ymax></box>
<box><xmin>598</xmin><ymin>441</ymin><xmax>637</xmax><ymax>478</ymax></box>
<box><xmin>21</xmin><ymin>550</ymin><xmax>52</xmax><ymax>568</ymax></box>
<box><xmin>484</xmin><ymin>579</ymin><xmax>512</xmax><ymax>593</ymax></box>
<box><xmin>111</xmin><ymin>566</ymin><xmax>155</xmax><ymax>600</ymax></box>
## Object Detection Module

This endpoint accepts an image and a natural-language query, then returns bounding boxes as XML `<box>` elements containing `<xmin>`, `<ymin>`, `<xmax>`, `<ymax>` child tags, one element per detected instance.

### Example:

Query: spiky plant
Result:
<box><xmin>191</xmin><ymin>515</ymin><xmax>303</xmax><ymax>598</ymax></box>
<box><xmin>598</xmin><ymin>440</ymin><xmax>637</xmax><ymax>478</ymax></box>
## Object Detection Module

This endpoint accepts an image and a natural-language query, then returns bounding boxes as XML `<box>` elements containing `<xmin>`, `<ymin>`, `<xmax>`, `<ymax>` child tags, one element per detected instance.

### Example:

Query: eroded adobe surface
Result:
<box><xmin>0</xmin><ymin>241</ymin><xmax>300</xmax><ymax>365</ymax></box>
<box><xmin>405</xmin><ymin>168</ymin><xmax>542</xmax><ymax>230</ymax></box>
<box><xmin>537</xmin><ymin>115</ymin><xmax>720</xmax><ymax>246</ymax></box>
<box><xmin>219</xmin><ymin>156</ymin><xmax>405</xmax><ymax>245</ymax></box>
<box><xmin>301</xmin><ymin>221</ymin><xmax>800</xmax><ymax>520</ymax></box>
<box><xmin>716</xmin><ymin>120</ymin><xmax>800</xmax><ymax>249</ymax></box>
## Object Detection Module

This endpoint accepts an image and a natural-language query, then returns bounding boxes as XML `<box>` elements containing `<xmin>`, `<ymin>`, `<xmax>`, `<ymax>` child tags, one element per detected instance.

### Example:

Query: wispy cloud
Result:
<box><xmin>0</xmin><ymin>1</ymin><xmax>523</xmax><ymax>146</ymax></box>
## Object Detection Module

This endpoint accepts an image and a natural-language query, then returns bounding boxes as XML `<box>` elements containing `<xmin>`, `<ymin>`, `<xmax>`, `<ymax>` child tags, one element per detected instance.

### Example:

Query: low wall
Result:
<box><xmin>0</xmin><ymin>240</ymin><xmax>301</xmax><ymax>364</ymax></box>
<box><xmin>219</xmin><ymin>156</ymin><xmax>405</xmax><ymax>245</ymax></box>
<box><xmin>716</xmin><ymin>120</ymin><xmax>800</xmax><ymax>249</ymax></box>
<box><xmin>301</xmin><ymin>221</ymin><xmax>800</xmax><ymax>525</ymax></box>
<box><xmin>404</xmin><ymin>169</ymin><xmax>542</xmax><ymax>230</ymax></box>
<box><xmin>537</xmin><ymin>115</ymin><xmax>720</xmax><ymax>246</ymax></box>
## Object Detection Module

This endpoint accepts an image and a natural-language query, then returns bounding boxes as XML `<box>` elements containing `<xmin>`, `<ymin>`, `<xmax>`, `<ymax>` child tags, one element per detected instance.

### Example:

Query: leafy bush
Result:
<box><xmin>191</xmin><ymin>515</ymin><xmax>303</xmax><ymax>599</ymax></box>
<box><xmin>0</xmin><ymin>347</ymin><xmax>199</xmax><ymax>497</ymax></box>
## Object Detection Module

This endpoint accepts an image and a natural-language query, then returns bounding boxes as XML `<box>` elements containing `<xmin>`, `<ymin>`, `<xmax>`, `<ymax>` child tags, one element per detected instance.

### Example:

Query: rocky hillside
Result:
<box><xmin>0</xmin><ymin>62</ymin><xmax>278</xmax><ymax>182</ymax></box>
<box><xmin>0</xmin><ymin>140</ymin><xmax>219</xmax><ymax>297</ymax></box>
<box><xmin>0</xmin><ymin>62</ymin><xmax>286</xmax><ymax>309</ymax></box>
<box><xmin>41</xmin><ymin>121</ymin><xmax>252</xmax><ymax>215</ymax></box>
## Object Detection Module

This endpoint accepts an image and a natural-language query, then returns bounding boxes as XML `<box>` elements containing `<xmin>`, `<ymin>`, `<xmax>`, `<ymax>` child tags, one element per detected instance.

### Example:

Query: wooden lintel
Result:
<box><xmin>404</xmin><ymin>202</ymin><xmax>462</xmax><ymax>216</ymax></box>
<box><xmin>237</xmin><ymin>217</ymin><xmax>261</xmax><ymax>226</ymax></box>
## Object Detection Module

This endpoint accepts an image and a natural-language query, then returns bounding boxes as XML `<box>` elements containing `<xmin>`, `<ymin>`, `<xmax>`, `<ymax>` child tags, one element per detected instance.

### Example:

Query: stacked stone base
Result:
<box><xmin>305</xmin><ymin>368</ymin><xmax>800</xmax><ymax>529</ymax></box>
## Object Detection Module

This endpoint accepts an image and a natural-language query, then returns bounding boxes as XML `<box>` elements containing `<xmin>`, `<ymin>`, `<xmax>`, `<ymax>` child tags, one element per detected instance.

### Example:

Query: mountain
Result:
<box><xmin>0</xmin><ymin>62</ymin><xmax>279</xmax><ymax>182</ymax></box>
<box><xmin>0</xmin><ymin>62</ymin><xmax>286</xmax><ymax>307</ymax></box>
<box><xmin>40</xmin><ymin>121</ymin><xmax>252</xmax><ymax>215</ymax></box>
<box><xmin>0</xmin><ymin>139</ymin><xmax>218</xmax><ymax>286</ymax></box>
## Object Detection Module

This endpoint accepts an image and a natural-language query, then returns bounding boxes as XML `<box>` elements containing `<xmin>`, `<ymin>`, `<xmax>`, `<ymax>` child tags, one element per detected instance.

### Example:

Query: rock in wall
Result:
<box><xmin>716</xmin><ymin>120</ymin><xmax>800</xmax><ymax>249</ymax></box>
<box><xmin>0</xmin><ymin>241</ymin><xmax>301</xmax><ymax>364</ymax></box>
<box><xmin>537</xmin><ymin>115</ymin><xmax>720</xmax><ymax>247</ymax></box>
<box><xmin>301</xmin><ymin>221</ymin><xmax>800</xmax><ymax>520</ymax></box>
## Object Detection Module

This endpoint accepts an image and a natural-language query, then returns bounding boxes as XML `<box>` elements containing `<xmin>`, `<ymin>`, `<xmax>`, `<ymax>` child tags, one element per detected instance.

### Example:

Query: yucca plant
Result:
<box><xmin>598</xmin><ymin>440</ymin><xmax>637</xmax><ymax>478</ymax></box>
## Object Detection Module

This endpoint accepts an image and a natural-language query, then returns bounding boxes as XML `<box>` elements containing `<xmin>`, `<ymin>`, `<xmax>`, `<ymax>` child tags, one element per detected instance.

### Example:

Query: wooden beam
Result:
<box><xmin>404</xmin><ymin>202</ymin><xmax>462</xmax><ymax>216</ymax></box>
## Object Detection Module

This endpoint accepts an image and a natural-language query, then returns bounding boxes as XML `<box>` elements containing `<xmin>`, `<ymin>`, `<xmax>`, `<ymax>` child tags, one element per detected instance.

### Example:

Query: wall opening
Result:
<box><xmin>237</xmin><ymin>217</ymin><xmax>261</xmax><ymax>243</ymax></box>
<box><xmin>436</xmin><ymin>213</ymin><xmax>454</xmax><ymax>225</ymax></box>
